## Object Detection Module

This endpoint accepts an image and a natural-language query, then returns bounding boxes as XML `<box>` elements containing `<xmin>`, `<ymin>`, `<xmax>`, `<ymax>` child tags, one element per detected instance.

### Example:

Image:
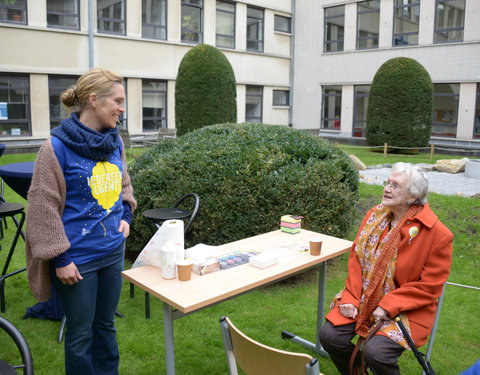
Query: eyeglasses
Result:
<box><xmin>383</xmin><ymin>180</ymin><xmax>404</xmax><ymax>190</ymax></box>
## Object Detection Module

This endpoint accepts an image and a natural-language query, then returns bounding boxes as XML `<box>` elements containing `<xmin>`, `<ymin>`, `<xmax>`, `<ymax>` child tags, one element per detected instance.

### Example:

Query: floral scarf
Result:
<box><xmin>332</xmin><ymin>203</ymin><xmax>423</xmax><ymax>349</ymax></box>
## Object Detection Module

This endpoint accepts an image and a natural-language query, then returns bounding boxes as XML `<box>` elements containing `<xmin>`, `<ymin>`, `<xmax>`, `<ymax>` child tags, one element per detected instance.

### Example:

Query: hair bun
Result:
<box><xmin>61</xmin><ymin>87</ymin><xmax>77</xmax><ymax>107</ymax></box>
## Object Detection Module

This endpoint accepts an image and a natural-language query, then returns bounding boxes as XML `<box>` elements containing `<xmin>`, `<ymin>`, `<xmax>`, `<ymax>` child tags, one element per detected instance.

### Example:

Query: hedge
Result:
<box><xmin>175</xmin><ymin>44</ymin><xmax>237</xmax><ymax>136</ymax></box>
<box><xmin>366</xmin><ymin>57</ymin><xmax>433</xmax><ymax>148</ymax></box>
<box><xmin>127</xmin><ymin>123</ymin><xmax>359</xmax><ymax>259</ymax></box>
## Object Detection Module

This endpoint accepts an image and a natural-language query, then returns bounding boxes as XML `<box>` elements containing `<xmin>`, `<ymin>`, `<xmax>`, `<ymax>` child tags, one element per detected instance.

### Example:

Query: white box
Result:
<box><xmin>249</xmin><ymin>252</ymin><xmax>278</xmax><ymax>269</ymax></box>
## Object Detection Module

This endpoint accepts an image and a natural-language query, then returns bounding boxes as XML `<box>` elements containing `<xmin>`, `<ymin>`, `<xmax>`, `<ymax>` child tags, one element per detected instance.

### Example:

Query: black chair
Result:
<box><xmin>134</xmin><ymin>193</ymin><xmax>200</xmax><ymax>319</ymax></box>
<box><xmin>0</xmin><ymin>202</ymin><xmax>26</xmax><ymax>313</ymax></box>
<box><xmin>0</xmin><ymin>315</ymin><xmax>34</xmax><ymax>375</ymax></box>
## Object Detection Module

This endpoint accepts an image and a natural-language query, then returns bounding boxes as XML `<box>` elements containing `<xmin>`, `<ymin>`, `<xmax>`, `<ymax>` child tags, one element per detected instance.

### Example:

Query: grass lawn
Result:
<box><xmin>0</xmin><ymin>145</ymin><xmax>478</xmax><ymax>374</ymax></box>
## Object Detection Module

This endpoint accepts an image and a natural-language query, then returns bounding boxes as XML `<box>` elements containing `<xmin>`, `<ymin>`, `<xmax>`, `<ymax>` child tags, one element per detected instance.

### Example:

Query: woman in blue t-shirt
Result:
<box><xmin>26</xmin><ymin>68</ymin><xmax>136</xmax><ymax>375</ymax></box>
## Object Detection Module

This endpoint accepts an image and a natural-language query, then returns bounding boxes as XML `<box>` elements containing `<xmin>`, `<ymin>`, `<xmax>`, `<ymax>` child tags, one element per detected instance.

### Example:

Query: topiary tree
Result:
<box><xmin>366</xmin><ymin>57</ymin><xmax>433</xmax><ymax>149</ymax></box>
<box><xmin>175</xmin><ymin>44</ymin><xmax>237</xmax><ymax>136</ymax></box>
<box><xmin>127</xmin><ymin>123</ymin><xmax>359</xmax><ymax>260</ymax></box>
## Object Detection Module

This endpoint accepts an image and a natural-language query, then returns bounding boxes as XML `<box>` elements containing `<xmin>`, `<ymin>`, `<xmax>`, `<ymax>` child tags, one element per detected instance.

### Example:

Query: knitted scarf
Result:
<box><xmin>354</xmin><ymin>204</ymin><xmax>423</xmax><ymax>341</ymax></box>
<box><xmin>51</xmin><ymin>112</ymin><xmax>120</xmax><ymax>161</ymax></box>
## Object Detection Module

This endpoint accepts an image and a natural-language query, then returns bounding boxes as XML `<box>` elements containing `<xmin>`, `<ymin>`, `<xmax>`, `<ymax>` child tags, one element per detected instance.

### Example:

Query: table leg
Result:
<box><xmin>281</xmin><ymin>262</ymin><xmax>329</xmax><ymax>357</ymax></box>
<box><xmin>163</xmin><ymin>302</ymin><xmax>176</xmax><ymax>375</ymax></box>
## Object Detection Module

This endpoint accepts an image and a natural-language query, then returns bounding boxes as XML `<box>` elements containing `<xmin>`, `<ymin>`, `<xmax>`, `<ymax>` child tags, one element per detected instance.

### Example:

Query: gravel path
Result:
<box><xmin>359</xmin><ymin>167</ymin><xmax>480</xmax><ymax>197</ymax></box>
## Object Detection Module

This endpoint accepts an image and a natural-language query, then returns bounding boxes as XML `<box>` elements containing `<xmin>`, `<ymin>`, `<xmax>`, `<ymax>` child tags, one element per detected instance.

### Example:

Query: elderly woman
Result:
<box><xmin>319</xmin><ymin>162</ymin><xmax>453</xmax><ymax>375</ymax></box>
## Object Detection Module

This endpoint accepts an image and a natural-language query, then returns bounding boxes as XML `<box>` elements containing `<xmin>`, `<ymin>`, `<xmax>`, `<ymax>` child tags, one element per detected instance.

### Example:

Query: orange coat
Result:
<box><xmin>326</xmin><ymin>203</ymin><xmax>453</xmax><ymax>347</ymax></box>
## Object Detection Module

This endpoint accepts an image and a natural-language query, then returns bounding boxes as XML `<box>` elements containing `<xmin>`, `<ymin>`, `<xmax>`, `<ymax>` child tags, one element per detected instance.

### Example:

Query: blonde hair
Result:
<box><xmin>61</xmin><ymin>68</ymin><xmax>124</xmax><ymax>114</ymax></box>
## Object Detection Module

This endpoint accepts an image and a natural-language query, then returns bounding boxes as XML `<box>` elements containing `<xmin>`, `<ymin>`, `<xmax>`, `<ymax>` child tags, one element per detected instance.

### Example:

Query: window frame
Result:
<box><xmin>0</xmin><ymin>0</ymin><xmax>27</xmax><ymax>24</ymax></box>
<box><xmin>142</xmin><ymin>0</ymin><xmax>168</xmax><ymax>40</ymax></box>
<box><xmin>434</xmin><ymin>0</ymin><xmax>465</xmax><ymax>44</ymax></box>
<box><xmin>324</xmin><ymin>5</ymin><xmax>345</xmax><ymax>53</ymax></box>
<box><xmin>216</xmin><ymin>0</ymin><xmax>235</xmax><ymax>49</ymax></box>
<box><xmin>142</xmin><ymin>79</ymin><xmax>167</xmax><ymax>132</ymax></box>
<box><xmin>432</xmin><ymin>83</ymin><xmax>460</xmax><ymax>138</ymax></box>
<box><xmin>321</xmin><ymin>85</ymin><xmax>342</xmax><ymax>130</ymax></box>
<box><xmin>272</xmin><ymin>90</ymin><xmax>290</xmax><ymax>107</ymax></box>
<box><xmin>274</xmin><ymin>14</ymin><xmax>291</xmax><ymax>34</ymax></box>
<box><xmin>353</xmin><ymin>85</ymin><xmax>370</xmax><ymax>138</ymax></box>
<box><xmin>97</xmin><ymin>0</ymin><xmax>126</xmax><ymax>36</ymax></box>
<box><xmin>0</xmin><ymin>73</ymin><xmax>31</xmax><ymax>137</ymax></box>
<box><xmin>48</xmin><ymin>75</ymin><xmax>78</xmax><ymax>130</ymax></box>
<box><xmin>245</xmin><ymin>86</ymin><xmax>263</xmax><ymax>123</ymax></box>
<box><xmin>356</xmin><ymin>0</ymin><xmax>380</xmax><ymax>50</ymax></box>
<box><xmin>47</xmin><ymin>0</ymin><xmax>80</xmax><ymax>30</ymax></box>
<box><xmin>392</xmin><ymin>0</ymin><xmax>420</xmax><ymax>47</ymax></box>
<box><xmin>246</xmin><ymin>6</ymin><xmax>264</xmax><ymax>53</ymax></box>
<box><xmin>474</xmin><ymin>84</ymin><xmax>480</xmax><ymax>139</ymax></box>
<box><xmin>181</xmin><ymin>0</ymin><xmax>203</xmax><ymax>44</ymax></box>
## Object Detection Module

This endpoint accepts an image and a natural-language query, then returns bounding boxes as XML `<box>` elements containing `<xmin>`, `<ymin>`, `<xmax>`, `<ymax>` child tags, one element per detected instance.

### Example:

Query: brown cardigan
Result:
<box><xmin>26</xmin><ymin>137</ymin><xmax>137</xmax><ymax>301</ymax></box>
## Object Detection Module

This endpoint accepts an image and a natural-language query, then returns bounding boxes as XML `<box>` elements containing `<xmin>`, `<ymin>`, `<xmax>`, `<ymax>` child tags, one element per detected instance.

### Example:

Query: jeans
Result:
<box><xmin>51</xmin><ymin>241</ymin><xmax>125</xmax><ymax>375</ymax></box>
<box><xmin>319</xmin><ymin>321</ymin><xmax>405</xmax><ymax>375</ymax></box>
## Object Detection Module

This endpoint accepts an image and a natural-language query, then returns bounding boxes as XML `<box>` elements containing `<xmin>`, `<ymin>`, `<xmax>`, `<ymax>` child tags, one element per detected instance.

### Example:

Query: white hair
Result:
<box><xmin>391</xmin><ymin>162</ymin><xmax>428</xmax><ymax>205</ymax></box>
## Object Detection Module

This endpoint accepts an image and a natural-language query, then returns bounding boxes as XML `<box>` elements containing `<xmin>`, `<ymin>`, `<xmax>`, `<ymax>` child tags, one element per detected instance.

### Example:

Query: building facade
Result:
<box><xmin>0</xmin><ymin>0</ymin><xmax>292</xmax><ymax>146</ymax></box>
<box><xmin>293</xmin><ymin>0</ymin><xmax>480</xmax><ymax>147</ymax></box>
<box><xmin>1</xmin><ymin>0</ymin><xmax>479</xmax><ymax>149</ymax></box>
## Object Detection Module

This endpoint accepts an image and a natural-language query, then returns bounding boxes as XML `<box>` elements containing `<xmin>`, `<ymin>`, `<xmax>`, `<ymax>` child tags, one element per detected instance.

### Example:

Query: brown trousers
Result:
<box><xmin>319</xmin><ymin>321</ymin><xmax>405</xmax><ymax>375</ymax></box>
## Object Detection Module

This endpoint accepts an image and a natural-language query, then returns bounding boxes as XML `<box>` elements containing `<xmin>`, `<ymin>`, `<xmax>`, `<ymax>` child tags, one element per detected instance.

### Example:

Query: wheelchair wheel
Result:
<box><xmin>0</xmin><ymin>315</ymin><xmax>34</xmax><ymax>375</ymax></box>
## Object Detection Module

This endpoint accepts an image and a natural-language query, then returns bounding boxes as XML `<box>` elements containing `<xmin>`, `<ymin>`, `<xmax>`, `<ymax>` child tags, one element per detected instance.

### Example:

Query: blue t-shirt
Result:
<box><xmin>51</xmin><ymin>136</ymin><xmax>126</xmax><ymax>266</ymax></box>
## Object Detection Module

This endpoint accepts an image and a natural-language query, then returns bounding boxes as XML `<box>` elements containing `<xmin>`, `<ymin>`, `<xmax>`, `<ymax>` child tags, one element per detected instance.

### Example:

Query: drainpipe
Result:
<box><xmin>289</xmin><ymin>0</ymin><xmax>296</xmax><ymax>127</ymax></box>
<box><xmin>89</xmin><ymin>0</ymin><xmax>94</xmax><ymax>69</ymax></box>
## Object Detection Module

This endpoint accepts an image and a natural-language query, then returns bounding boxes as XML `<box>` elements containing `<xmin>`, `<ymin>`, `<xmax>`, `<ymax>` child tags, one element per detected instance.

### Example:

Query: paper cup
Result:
<box><xmin>177</xmin><ymin>259</ymin><xmax>193</xmax><ymax>281</ymax></box>
<box><xmin>309</xmin><ymin>238</ymin><xmax>323</xmax><ymax>256</ymax></box>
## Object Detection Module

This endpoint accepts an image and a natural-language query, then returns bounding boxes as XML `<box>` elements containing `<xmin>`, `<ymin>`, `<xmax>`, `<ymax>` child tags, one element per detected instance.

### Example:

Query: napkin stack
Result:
<box><xmin>280</xmin><ymin>215</ymin><xmax>302</xmax><ymax>234</ymax></box>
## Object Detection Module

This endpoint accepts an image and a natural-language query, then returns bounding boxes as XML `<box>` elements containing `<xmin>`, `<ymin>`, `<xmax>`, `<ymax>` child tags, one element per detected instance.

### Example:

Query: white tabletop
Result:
<box><xmin>122</xmin><ymin>229</ymin><xmax>352</xmax><ymax>314</ymax></box>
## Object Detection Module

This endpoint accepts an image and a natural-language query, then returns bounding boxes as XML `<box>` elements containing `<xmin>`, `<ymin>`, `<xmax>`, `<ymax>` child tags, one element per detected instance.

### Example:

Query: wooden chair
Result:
<box><xmin>144</xmin><ymin>128</ymin><xmax>177</xmax><ymax>147</ymax></box>
<box><xmin>118</xmin><ymin>129</ymin><xmax>143</xmax><ymax>156</ymax></box>
<box><xmin>220</xmin><ymin>316</ymin><xmax>322</xmax><ymax>375</ymax></box>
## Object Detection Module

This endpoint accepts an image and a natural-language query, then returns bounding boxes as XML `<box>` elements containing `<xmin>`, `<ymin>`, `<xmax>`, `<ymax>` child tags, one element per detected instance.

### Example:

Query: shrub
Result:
<box><xmin>127</xmin><ymin>123</ymin><xmax>359</xmax><ymax>259</ymax></box>
<box><xmin>175</xmin><ymin>44</ymin><xmax>237</xmax><ymax>136</ymax></box>
<box><xmin>366</xmin><ymin>57</ymin><xmax>433</xmax><ymax>149</ymax></box>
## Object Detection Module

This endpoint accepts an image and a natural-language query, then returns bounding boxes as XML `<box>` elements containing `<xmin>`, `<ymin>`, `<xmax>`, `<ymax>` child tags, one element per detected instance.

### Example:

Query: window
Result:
<box><xmin>216</xmin><ymin>1</ymin><xmax>235</xmax><ymax>48</ymax></box>
<box><xmin>47</xmin><ymin>0</ymin><xmax>80</xmax><ymax>29</ymax></box>
<box><xmin>434</xmin><ymin>0</ymin><xmax>465</xmax><ymax>43</ymax></box>
<box><xmin>324</xmin><ymin>6</ymin><xmax>344</xmax><ymax>52</ymax></box>
<box><xmin>247</xmin><ymin>7</ymin><xmax>263</xmax><ymax>52</ymax></box>
<box><xmin>245</xmin><ymin>86</ymin><xmax>262</xmax><ymax>123</ymax></box>
<box><xmin>142</xmin><ymin>80</ymin><xmax>167</xmax><ymax>132</ymax></box>
<box><xmin>0</xmin><ymin>0</ymin><xmax>26</xmax><ymax>24</ymax></box>
<box><xmin>142</xmin><ymin>0</ymin><xmax>167</xmax><ymax>40</ymax></box>
<box><xmin>432</xmin><ymin>83</ymin><xmax>459</xmax><ymax>138</ymax></box>
<box><xmin>274</xmin><ymin>15</ymin><xmax>291</xmax><ymax>33</ymax></box>
<box><xmin>321</xmin><ymin>85</ymin><xmax>342</xmax><ymax>130</ymax></box>
<box><xmin>97</xmin><ymin>0</ymin><xmax>126</xmax><ymax>35</ymax></box>
<box><xmin>353</xmin><ymin>85</ymin><xmax>370</xmax><ymax>137</ymax></box>
<box><xmin>474</xmin><ymin>84</ymin><xmax>480</xmax><ymax>139</ymax></box>
<box><xmin>357</xmin><ymin>1</ymin><xmax>380</xmax><ymax>50</ymax></box>
<box><xmin>393</xmin><ymin>0</ymin><xmax>420</xmax><ymax>47</ymax></box>
<box><xmin>181</xmin><ymin>0</ymin><xmax>203</xmax><ymax>43</ymax></box>
<box><xmin>0</xmin><ymin>74</ymin><xmax>30</xmax><ymax>137</ymax></box>
<box><xmin>273</xmin><ymin>90</ymin><xmax>289</xmax><ymax>106</ymax></box>
<box><xmin>48</xmin><ymin>76</ymin><xmax>78</xmax><ymax>130</ymax></box>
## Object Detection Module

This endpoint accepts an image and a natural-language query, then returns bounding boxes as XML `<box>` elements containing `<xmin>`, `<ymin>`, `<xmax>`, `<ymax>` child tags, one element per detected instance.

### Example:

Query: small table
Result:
<box><xmin>122</xmin><ymin>229</ymin><xmax>352</xmax><ymax>374</ymax></box>
<box><xmin>0</xmin><ymin>162</ymin><xmax>35</xmax><ymax>200</ymax></box>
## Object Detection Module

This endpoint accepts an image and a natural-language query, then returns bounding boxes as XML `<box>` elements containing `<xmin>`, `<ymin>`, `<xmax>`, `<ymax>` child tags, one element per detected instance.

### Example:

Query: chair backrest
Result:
<box><xmin>157</xmin><ymin>128</ymin><xmax>177</xmax><ymax>142</ymax></box>
<box><xmin>220</xmin><ymin>316</ymin><xmax>319</xmax><ymax>375</ymax></box>
<box><xmin>174</xmin><ymin>193</ymin><xmax>199</xmax><ymax>233</ymax></box>
<box><xmin>0</xmin><ymin>315</ymin><xmax>34</xmax><ymax>375</ymax></box>
<box><xmin>118</xmin><ymin>129</ymin><xmax>132</xmax><ymax>148</ymax></box>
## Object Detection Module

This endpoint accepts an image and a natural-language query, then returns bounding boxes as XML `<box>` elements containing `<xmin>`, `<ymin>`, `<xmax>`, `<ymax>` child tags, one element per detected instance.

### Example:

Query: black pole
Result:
<box><xmin>394</xmin><ymin>316</ymin><xmax>436</xmax><ymax>375</ymax></box>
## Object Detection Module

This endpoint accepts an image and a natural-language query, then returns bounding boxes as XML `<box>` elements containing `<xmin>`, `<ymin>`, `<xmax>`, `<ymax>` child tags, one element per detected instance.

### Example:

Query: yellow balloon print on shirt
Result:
<box><xmin>89</xmin><ymin>161</ymin><xmax>122</xmax><ymax>214</ymax></box>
